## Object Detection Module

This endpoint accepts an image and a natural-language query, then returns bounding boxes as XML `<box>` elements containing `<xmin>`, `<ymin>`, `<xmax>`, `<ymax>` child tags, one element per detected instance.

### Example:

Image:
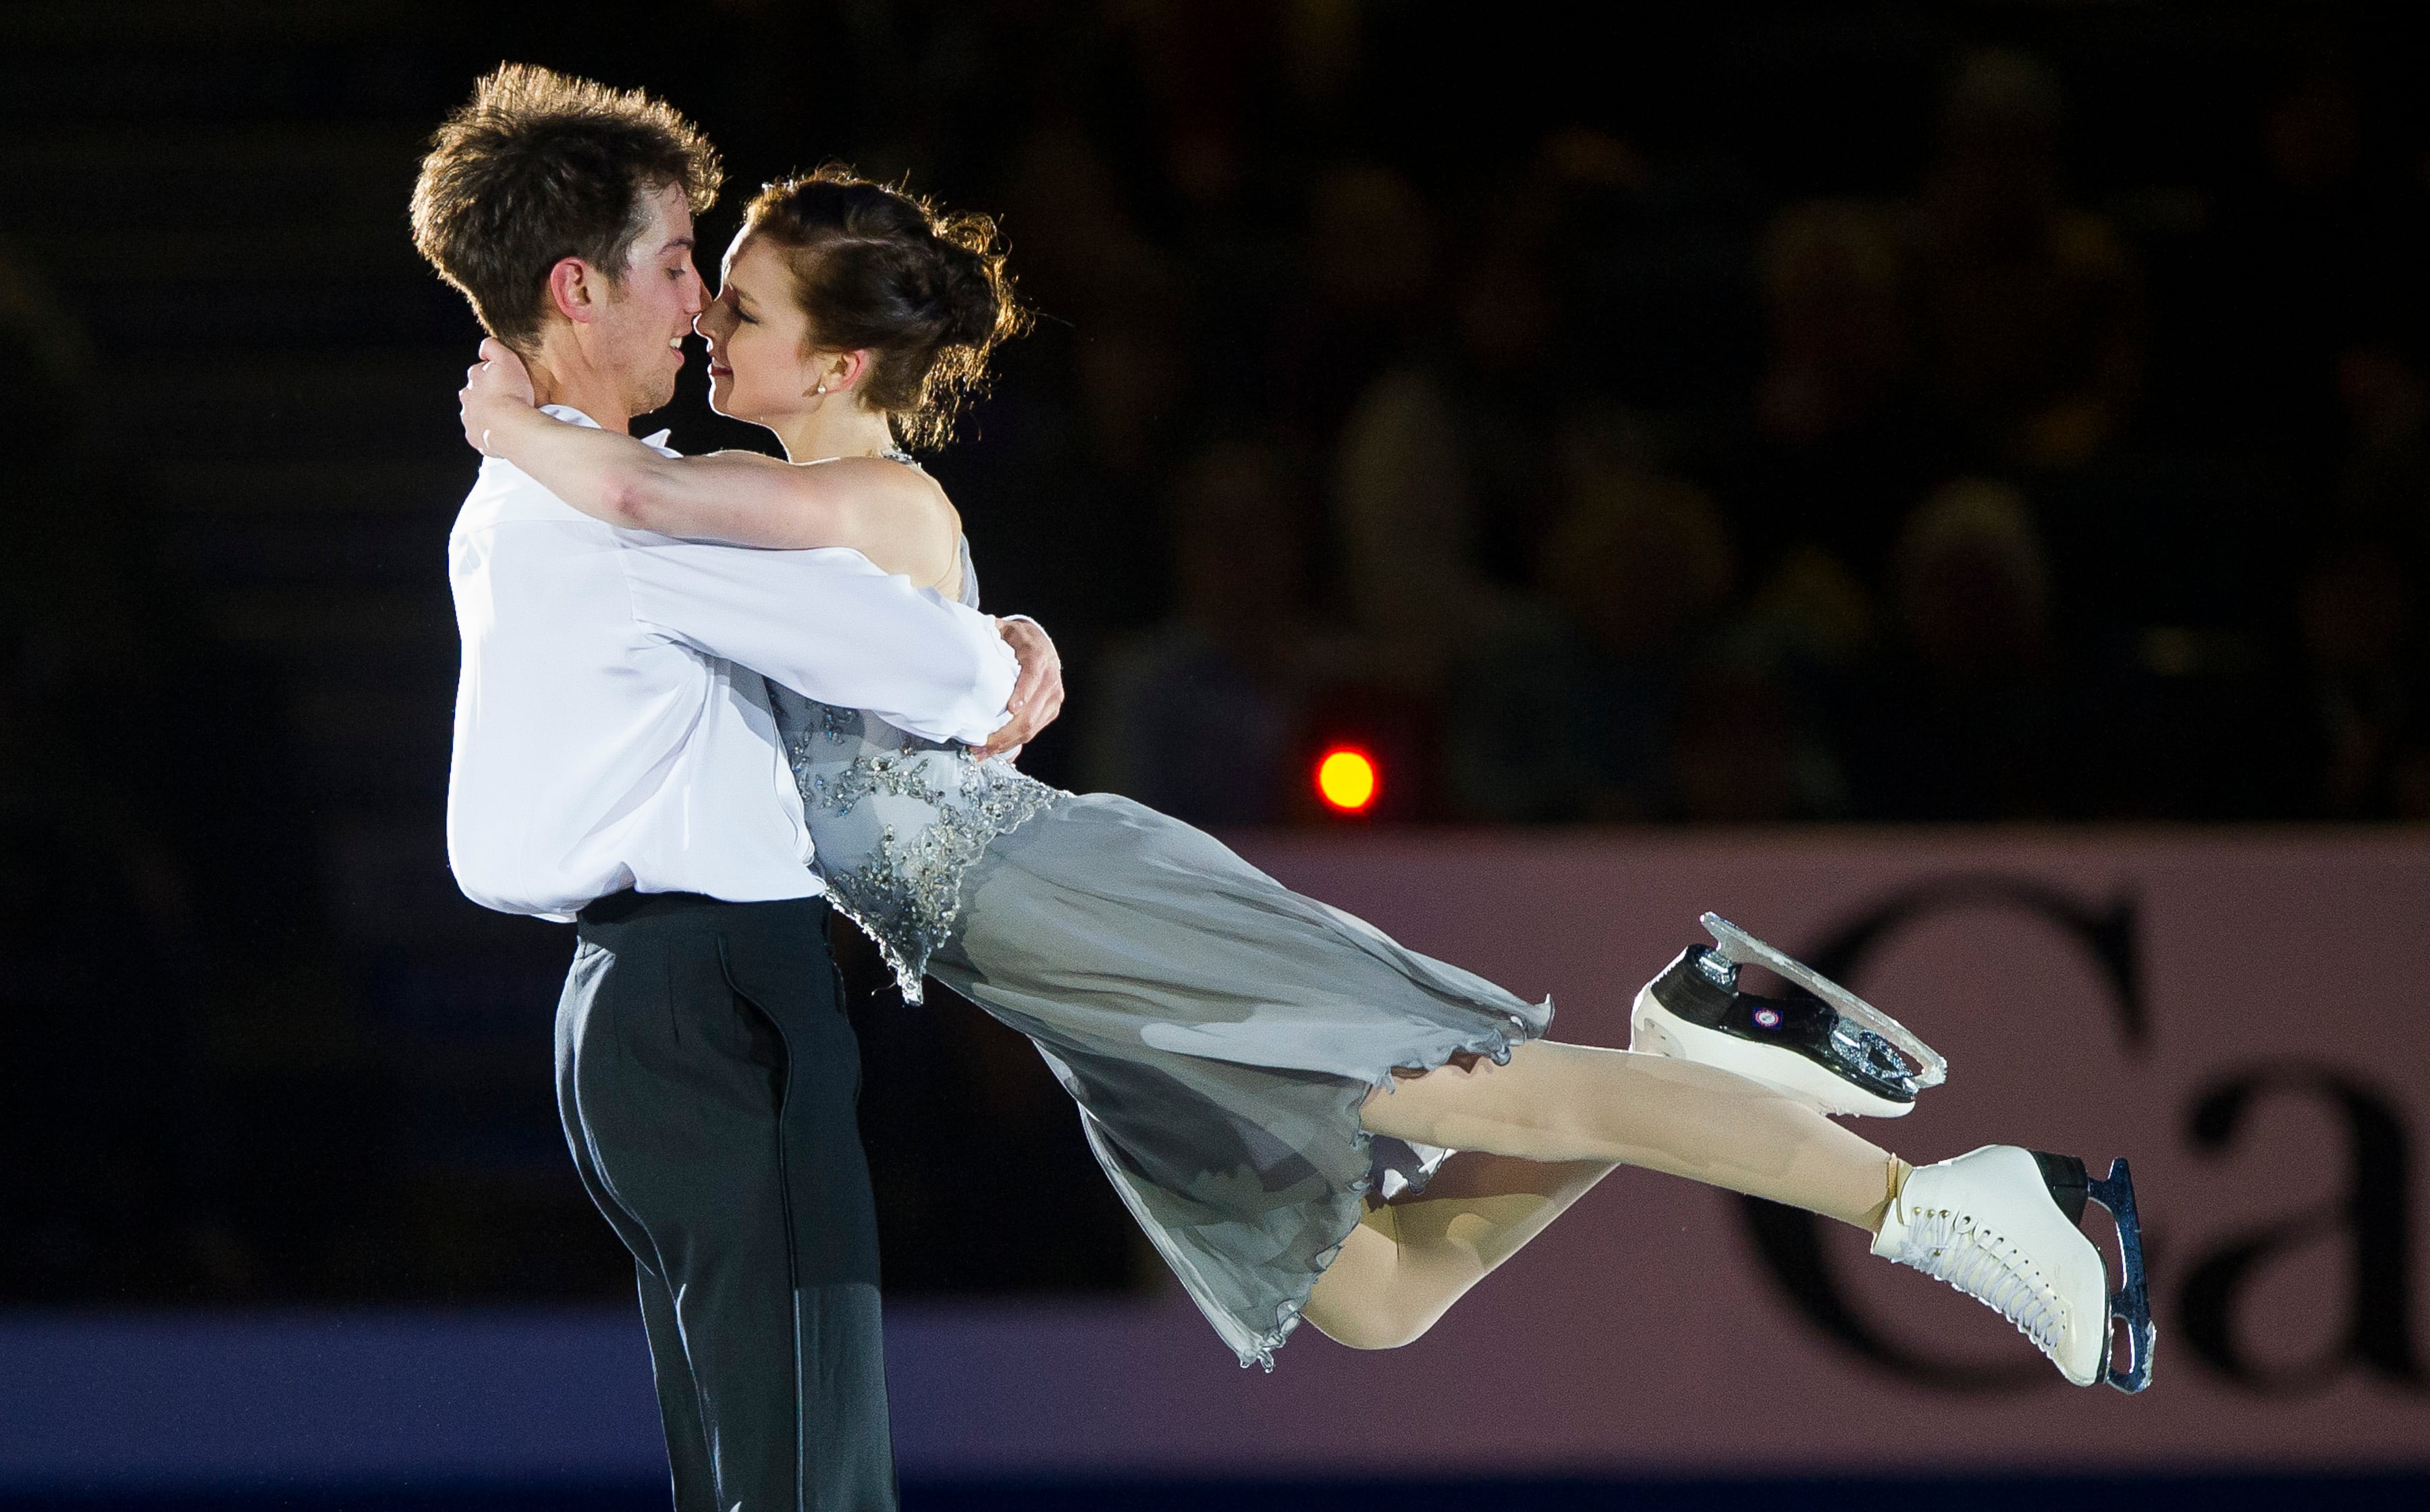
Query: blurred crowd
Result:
<box><xmin>1</xmin><ymin>244</ymin><xmax>351</xmax><ymax>1299</ymax></box>
<box><xmin>716</xmin><ymin>5</ymin><xmax>2430</xmax><ymax>826</ymax></box>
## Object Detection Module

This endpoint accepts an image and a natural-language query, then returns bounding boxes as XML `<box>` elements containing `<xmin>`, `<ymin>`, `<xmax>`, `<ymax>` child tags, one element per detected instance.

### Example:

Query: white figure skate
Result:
<box><xmin>1872</xmin><ymin>1144</ymin><xmax>2155</xmax><ymax>1392</ymax></box>
<box><xmin>1629</xmin><ymin>913</ymin><xmax>1947</xmax><ymax>1117</ymax></box>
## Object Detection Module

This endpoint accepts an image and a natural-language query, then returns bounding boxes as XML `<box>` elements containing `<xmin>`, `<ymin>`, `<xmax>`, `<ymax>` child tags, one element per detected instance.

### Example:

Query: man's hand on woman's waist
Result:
<box><xmin>977</xmin><ymin>616</ymin><xmax>1064</xmax><ymax>760</ymax></box>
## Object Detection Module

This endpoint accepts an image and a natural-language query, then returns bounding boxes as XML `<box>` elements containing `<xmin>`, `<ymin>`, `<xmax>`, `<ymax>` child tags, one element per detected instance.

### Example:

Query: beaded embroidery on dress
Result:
<box><xmin>770</xmin><ymin>535</ymin><xmax>1058</xmax><ymax>1000</ymax></box>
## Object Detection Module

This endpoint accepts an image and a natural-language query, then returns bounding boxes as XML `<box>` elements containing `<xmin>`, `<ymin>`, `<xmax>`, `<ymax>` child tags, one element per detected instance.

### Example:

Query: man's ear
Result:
<box><xmin>545</xmin><ymin>256</ymin><xmax>603</xmax><ymax>325</ymax></box>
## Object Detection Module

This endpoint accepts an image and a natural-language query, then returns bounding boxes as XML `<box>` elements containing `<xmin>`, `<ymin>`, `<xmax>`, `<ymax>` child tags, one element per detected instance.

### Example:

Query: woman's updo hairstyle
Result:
<box><xmin>742</xmin><ymin>165</ymin><xmax>1028</xmax><ymax>449</ymax></box>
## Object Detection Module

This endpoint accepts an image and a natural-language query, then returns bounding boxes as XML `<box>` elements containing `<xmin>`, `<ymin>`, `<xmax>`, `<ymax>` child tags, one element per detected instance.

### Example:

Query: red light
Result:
<box><xmin>1315</xmin><ymin>747</ymin><xmax>1380</xmax><ymax>813</ymax></box>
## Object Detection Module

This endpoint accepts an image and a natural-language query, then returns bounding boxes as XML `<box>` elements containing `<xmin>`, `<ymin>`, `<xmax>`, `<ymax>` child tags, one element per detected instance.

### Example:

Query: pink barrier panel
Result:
<box><xmin>882</xmin><ymin>830</ymin><xmax>2430</xmax><ymax>1477</ymax></box>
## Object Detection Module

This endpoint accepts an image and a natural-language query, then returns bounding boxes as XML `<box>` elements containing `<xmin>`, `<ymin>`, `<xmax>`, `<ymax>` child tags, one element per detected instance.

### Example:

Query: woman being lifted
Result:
<box><xmin>459</xmin><ymin>166</ymin><xmax>2151</xmax><ymax>1392</ymax></box>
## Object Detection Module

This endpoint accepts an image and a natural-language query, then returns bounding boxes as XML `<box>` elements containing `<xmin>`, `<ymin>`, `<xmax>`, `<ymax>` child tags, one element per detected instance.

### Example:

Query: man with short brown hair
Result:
<box><xmin>411</xmin><ymin>63</ymin><xmax>724</xmax><ymax>439</ymax></box>
<box><xmin>413</xmin><ymin>65</ymin><xmax>1062</xmax><ymax>1511</ymax></box>
<box><xmin>411</xmin><ymin>62</ymin><xmax>722</xmax><ymax>349</ymax></box>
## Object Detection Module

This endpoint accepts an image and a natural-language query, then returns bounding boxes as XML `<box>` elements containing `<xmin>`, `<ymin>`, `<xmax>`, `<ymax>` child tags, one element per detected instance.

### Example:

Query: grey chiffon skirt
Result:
<box><xmin>925</xmin><ymin>792</ymin><xmax>1554</xmax><ymax>1368</ymax></box>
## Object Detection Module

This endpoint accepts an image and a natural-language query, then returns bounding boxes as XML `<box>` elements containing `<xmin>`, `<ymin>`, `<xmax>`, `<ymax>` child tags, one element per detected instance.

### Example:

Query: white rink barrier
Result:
<box><xmin>3</xmin><ymin>830</ymin><xmax>2424</xmax><ymax>1490</ymax></box>
<box><xmin>888</xmin><ymin>828</ymin><xmax>2430</xmax><ymax>1476</ymax></box>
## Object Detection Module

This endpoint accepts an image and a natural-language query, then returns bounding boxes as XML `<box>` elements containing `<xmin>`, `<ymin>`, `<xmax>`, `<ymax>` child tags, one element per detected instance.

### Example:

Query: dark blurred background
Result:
<box><xmin>4</xmin><ymin>0</ymin><xmax>2429</xmax><ymax>1311</ymax></box>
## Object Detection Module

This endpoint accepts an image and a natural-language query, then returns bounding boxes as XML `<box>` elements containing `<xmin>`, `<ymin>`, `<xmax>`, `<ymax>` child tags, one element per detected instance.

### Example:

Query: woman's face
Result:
<box><xmin>695</xmin><ymin>231</ymin><xmax>826</xmax><ymax>426</ymax></box>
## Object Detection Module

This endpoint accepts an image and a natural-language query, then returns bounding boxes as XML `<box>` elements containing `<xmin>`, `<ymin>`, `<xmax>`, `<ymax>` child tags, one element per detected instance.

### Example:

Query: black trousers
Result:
<box><xmin>560</xmin><ymin>890</ymin><xmax>895</xmax><ymax>1511</ymax></box>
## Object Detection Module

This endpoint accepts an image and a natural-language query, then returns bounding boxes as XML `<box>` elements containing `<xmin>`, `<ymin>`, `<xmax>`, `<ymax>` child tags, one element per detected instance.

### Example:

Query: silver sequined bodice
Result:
<box><xmin>770</xmin><ymin>536</ymin><xmax>1058</xmax><ymax>1000</ymax></box>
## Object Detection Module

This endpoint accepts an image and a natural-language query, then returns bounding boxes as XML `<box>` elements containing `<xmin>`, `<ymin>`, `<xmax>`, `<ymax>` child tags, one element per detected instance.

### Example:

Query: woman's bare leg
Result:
<box><xmin>1303</xmin><ymin>1152</ymin><xmax>1614</xmax><ymax>1349</ymax></box>
<box><xmin>1302</xmin><ymin>1042</ymin><xmax>1906</xmax><ymax>1350</ymax></box>
<box><xmin>1365</xmin><ymin>1040</ymin><xmax>1899</xmax><ymax>1225</ymax></box>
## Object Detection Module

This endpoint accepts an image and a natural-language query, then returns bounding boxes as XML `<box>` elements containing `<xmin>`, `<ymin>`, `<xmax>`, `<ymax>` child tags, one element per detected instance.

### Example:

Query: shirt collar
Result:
<box><xmin>539</xmin><ymin>404</ymin><xmax>677</xmax><ymax>457</ymax></box>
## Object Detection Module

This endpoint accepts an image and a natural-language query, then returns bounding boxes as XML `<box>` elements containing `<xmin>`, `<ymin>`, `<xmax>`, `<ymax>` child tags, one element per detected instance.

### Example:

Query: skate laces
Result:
<box><xmin>1889</xmin><ymin>1208</ymin><xmax>2064</xmax><ymax>1356</ymax></box>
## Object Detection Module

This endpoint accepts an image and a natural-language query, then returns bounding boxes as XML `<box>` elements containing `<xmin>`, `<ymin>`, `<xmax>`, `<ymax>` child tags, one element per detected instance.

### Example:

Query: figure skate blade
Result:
<box><xmin>2087</xmin><ymin>1157</ymin><xmax>2156</xmax><ymax>1393</ymax></box>
<box><xmin>1631</xmin><ymin>946</ymin><xmax>1918</xmax><ymax>1117</ymax></box>
<box><xmin>1699</xmin><ymin>913</ymin><xmax>1948</xmax><ymax>1091</ymax></box>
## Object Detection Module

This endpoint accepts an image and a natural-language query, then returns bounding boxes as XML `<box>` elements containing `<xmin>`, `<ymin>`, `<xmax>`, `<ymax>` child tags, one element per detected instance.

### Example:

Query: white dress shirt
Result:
<box><xmin>446</xmin><ymin>407</ymin><xmax>1018</xmax><ymax>920</ymax></box>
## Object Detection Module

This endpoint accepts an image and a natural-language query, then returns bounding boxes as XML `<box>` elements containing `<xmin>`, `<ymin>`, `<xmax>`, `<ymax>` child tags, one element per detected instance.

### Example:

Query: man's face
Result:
<box><xmin>597</xmin><ymin>180</ymin><xmax>705</xmax><ymax>418</ymax></box>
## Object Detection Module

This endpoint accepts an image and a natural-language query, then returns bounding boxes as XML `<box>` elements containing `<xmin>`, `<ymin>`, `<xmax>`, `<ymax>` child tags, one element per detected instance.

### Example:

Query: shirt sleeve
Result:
<box><xmin>616</xmin><ymin>536</ymin><xmax>1017</xmax><ymax>745</ymax></box>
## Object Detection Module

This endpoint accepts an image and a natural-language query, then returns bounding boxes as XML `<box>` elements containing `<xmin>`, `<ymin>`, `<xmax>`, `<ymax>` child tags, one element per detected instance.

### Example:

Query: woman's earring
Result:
<box><xmin>813</xmin><ymin>382</ymin><xmax>828</xmax><ymax>396</ymax></box>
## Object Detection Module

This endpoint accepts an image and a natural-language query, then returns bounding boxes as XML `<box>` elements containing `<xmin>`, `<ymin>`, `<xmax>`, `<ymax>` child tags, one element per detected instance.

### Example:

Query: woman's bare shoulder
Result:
<box><xmin>787</xmin><ymin>452</ymin><xmax>942</xmax><ymax>529</ymax></box>
<box><xmin>911</xmin><ymin>470</ymin><xmax>965</xmax><ymax>586</ymax></box>
<box><xmin>822</xmin><ymin>458</ymin><xmax>959</xmax><ymax>581</ymax></box>
<box><xmin>919</xmin><ymin>469</ymin><xmax>963</xmax><ymax>536</ymax></box>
